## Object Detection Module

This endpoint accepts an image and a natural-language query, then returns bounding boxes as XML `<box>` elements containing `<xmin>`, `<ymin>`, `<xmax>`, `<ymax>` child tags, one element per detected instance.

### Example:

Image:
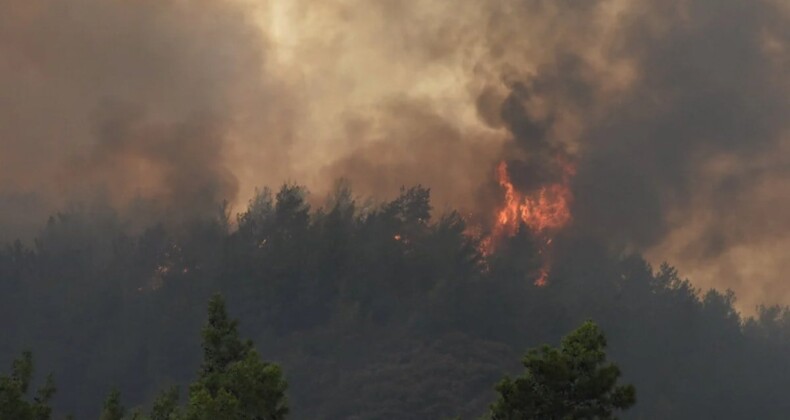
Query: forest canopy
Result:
<box><xmin>2</xmin><ymin>183</ymin><xmax>790</xmax><ymax>419</ymax></box>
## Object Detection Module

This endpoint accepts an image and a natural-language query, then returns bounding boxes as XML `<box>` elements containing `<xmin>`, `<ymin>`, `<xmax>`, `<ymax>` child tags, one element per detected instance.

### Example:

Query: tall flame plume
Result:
<box><xmin>489</xmin><ymin>158</ymin><xmax>575</xmax><ymax>285</ymax></box>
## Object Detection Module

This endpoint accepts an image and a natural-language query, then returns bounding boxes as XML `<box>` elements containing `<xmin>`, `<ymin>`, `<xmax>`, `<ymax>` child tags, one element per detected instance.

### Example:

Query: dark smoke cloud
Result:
<box><xmin>498</xmin><ymin>79</ymin><xmax>574</xmax><ymax>192</ymax></box>
<box><xmin>475</xmin><ymin>0</ymin><xmax>790</xmax><ymax>308</ymax></box>
<box><xmin>575</xmin><ymin>0</ymin><xmax>789</xmax><ymax>248</ymax></box>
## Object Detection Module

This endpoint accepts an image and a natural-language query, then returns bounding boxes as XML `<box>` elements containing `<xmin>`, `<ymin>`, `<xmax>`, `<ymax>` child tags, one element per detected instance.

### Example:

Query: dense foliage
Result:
<box><xmin>93</xmin><ymin>294</ymin><xmax>288</xmax><ymax>420</ymax></box>
<box><xmin>1</xmin><ymin>183</ymin><xmax>790</xmax><ymax>418</ymax></box>
<box><xmin>489</xmin><ymin>321</ymin><xmax>635</xmax><ymax>419</ymax></box>
<box><xmin>0</xmin><ymin>351</ymin><xmax>55</xmax><ymax>420</ymax></box>
<box><xmin>183</xmin><ymin>294</ymin><xmax>288</xmax><ymax>420</ymax></box>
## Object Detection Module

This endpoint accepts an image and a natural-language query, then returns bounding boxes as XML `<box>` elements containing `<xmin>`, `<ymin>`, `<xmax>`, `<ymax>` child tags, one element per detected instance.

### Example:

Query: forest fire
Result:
<box><xmin>493</xmin><ymin>161</ymin><xmax>573</xmax><ymax>236</ymax></box>
<box><xmin>489</xmin><ymin>159</ymin><xmax>575</xmax><ymax>286</ymax></box>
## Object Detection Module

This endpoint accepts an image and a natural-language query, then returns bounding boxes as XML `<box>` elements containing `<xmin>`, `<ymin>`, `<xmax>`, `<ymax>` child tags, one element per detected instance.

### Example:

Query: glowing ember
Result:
<box><xmin>534</xmin><ymin>268</ymin><xmax>549</xmax><ymax>287</ymax></box>
<box><xmin>477</xmin><ymin>235</ymin><xmax>494</xmax><ymax>257</ymax></box>
<box><xmin>491</xmin><ymin>159</ymin><xmax>575</xmax><ymax>286</ymax></box>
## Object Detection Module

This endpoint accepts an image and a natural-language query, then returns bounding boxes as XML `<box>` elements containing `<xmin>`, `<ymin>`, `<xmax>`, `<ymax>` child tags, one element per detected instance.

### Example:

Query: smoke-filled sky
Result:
<box><xmin>1</xmin><ymin>0</ymin><xmax>788</xmax><ymax>311</ymax></box>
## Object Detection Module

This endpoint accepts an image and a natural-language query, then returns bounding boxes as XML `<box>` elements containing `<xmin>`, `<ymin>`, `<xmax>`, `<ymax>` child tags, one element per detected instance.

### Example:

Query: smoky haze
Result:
<box><xmin>1</xmin><ymin>0</ymin><xmax>789</xmax><ymax>310</ymax></box>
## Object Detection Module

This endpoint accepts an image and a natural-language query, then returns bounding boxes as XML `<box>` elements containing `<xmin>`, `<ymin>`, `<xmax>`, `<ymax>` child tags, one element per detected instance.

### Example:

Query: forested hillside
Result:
<box><xmin>2</xmin><ymin>184</ymin><xmax>790</xmax><ymax>419</ymax></box>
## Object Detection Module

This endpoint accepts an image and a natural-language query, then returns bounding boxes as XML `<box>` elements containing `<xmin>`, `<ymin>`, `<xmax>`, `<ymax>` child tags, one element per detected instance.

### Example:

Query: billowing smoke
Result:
<box><xmin>0</xmin><ymin>0</ymin><xmax>287</xmax><ymax>228</ymax></box>
<box><xmin>466</xmin><ymin>0</ymin><xmax>790</xmax><ymax>309</ymax></box>
<box><xmin>75</xmin><ymin>102</ymin><xmax>238</xmax><ymax>220</ymax></box>
<box><xmin>1</xmin><ymin>0</ymin><xmax>788</xmax><ymax>310</ymax></box>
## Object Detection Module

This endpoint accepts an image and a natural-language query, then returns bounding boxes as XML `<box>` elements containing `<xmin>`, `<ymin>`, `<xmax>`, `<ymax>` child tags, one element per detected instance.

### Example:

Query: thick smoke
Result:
<box><xmin>0</xmin><ymin>0</ymin><xmax>284</xmax><ymax>230</ymax></box>
<box><xmin>465</xmin><ymin>0</ymin><xmax>790</xmax><ymax>309</ymax></box>
<box><xmin>75</xmin><ymin>102</ymin><xmax>238</xmax><ymax>220</ymax></box>
<box><xmin>1</xmin><ymin>0</ymin><xmax>788</xmax><ymax>309</ymax></box>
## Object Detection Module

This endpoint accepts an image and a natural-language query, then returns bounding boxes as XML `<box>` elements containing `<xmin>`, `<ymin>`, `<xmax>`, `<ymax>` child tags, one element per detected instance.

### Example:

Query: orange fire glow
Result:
<box><xmin>494</xmin><ymin>161</ymin><xmax>573</xmax><ymax>237</ymax></box>
<box><xmin>491</xmin><ymin>159</ymin><xmax>575</xmax><ymax>286</ymax></box>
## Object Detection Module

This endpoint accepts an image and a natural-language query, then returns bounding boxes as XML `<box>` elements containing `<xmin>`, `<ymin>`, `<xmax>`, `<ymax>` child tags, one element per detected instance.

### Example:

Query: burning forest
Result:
<box><xmin>1</xmin><ymin>0</ymin><xmax>790</xmax><ymax>418</ymax></box>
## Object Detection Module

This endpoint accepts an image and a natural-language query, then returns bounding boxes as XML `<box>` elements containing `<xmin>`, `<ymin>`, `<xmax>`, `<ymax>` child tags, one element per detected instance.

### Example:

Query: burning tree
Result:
<box><xmin>490</xmin><ymin>159</ymin><xmax>575</xmax><ymax>286</ymax></box>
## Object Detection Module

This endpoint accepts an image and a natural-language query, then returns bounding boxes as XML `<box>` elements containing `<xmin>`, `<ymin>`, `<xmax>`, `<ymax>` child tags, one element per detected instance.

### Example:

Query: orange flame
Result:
<box><xmin>491</xmin><ymin>159</ymin><xmax>575</xmax><ymax>285</ymax></box>
<box><xmin>494</xmin><ymin>161</ymin><xmax>573</xmax><ymax>237</ymax></box>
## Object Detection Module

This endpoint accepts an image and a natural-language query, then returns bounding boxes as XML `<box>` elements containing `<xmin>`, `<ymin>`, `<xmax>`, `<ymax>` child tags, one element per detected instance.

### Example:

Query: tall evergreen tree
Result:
<box><xmin>183</xmin><ymin>295</ymin><xmax>288</xmax><ymax>420</ymax></box>
<box><xmin>490</xmin><ymin>321</ymin><xmax>636</xmax><ymax>419</ymax></box>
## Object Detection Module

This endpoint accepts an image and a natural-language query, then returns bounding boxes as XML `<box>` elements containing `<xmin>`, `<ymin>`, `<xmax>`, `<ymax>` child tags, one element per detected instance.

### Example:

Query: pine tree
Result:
<box><xmin>183</xmin><ymin>294</ymin><xmax>288</xmax><ymax>420</ymax></box>
<box><xmin>490</xmin><ymin>321</ymin><xmax>636</xmax><ymax>419</ymax></box>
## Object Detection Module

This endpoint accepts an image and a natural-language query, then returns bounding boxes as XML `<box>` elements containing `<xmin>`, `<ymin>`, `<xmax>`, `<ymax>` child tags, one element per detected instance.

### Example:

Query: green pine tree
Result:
<box><xmin>182</xmin><ymin>294</ymin><xmax>288</xmax><ymax>420</ymax></box>
<box><xmin>490</xmin><ymin>321</ymin><xmax>636</xmax><ymax>419</ymax></box>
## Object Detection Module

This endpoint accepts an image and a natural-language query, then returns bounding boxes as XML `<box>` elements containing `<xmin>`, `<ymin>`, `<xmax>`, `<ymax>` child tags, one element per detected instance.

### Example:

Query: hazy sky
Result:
<box><xmin>1</xmin><ymin>0</ymin><xmax>788</xmax><ymax>311</ymax></box>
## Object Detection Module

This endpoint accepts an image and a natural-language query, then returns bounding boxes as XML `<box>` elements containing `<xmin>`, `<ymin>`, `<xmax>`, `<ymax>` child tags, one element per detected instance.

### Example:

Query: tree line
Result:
<box><xmin>2</xmin><ymin>183</ymin><xmax>790</xmax><ymax>418</ymax></box>
<box><xmin>3</xmin><ymin>294</ymin><xmax>634</xmax><ymax>419</ymax></box>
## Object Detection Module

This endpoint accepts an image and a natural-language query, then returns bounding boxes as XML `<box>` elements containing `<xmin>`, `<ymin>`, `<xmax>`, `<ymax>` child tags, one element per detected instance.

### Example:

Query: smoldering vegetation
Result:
<box><xmin>2</xmin><ymin>185</ymin><xmax>790</xmax><ymax>418</ymax></box>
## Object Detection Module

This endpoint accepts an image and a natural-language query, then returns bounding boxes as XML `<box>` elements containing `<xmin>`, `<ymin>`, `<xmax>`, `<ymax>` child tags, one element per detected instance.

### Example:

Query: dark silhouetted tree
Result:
<box><xmin>149</xmin><ymin>386</ymin><xmax>180</xmax><ymax>420</ymax></box>
<box><xmin>0</xmin><ymin>351</ymin><xmax>55</xmax><ymax>420</ymax></box>
<box><xmin>100</xmin><ymin>389</ymin><xmax>125</xmax><ymax>420</ymax></box>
